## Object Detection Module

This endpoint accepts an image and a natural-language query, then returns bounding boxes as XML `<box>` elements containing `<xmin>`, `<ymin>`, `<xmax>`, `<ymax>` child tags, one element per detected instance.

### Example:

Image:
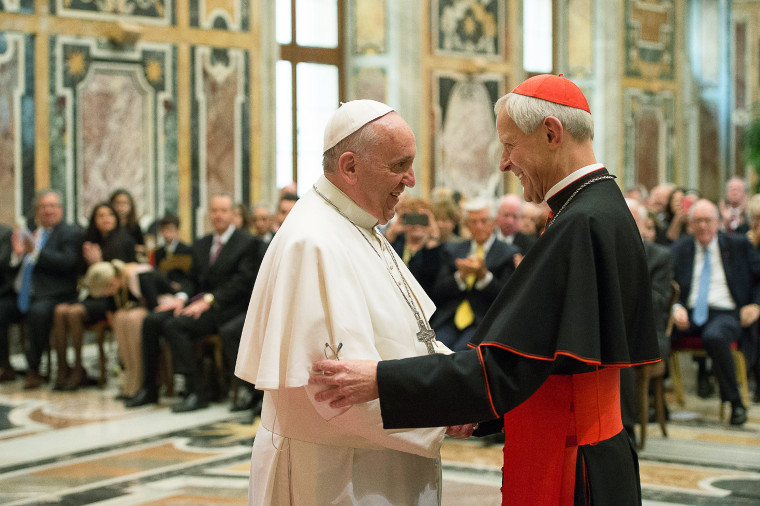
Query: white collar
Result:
<box><xmin>314</xmin><ymin>175</ymin><xmax>379</xmax><ymax>230</ymax></box>
<box><xmin>213</xmin><ymin>224</ymin><xmax>236</xmax><ymax>244</ymax></box>
<box><xmin>544</xmin><ymin>163</ymin><xmax>605</xmax><ymax>202</ymax></box>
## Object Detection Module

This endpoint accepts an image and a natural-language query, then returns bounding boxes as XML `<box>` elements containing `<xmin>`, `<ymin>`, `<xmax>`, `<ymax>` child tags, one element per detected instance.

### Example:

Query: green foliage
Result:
<box><xmin>744</xmin><ymin>113</ymin><xmax>760</xmax><ymax>193</ymax></box>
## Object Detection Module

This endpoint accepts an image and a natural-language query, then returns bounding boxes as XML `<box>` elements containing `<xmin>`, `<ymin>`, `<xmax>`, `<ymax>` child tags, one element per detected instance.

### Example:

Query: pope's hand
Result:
<box><xmin>309</xmin><ymin>359</ymin><xmax>380</xmax><ymax>408</ymax></box>
<box><xmin>445</xmin><ymin>423</ymin><xmax>476</xmax><ymax>439</ymax></box>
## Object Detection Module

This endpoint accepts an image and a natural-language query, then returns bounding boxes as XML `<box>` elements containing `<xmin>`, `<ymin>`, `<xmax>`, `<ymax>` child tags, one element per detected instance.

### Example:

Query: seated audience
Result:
<box><xmin>429</xmin><ymin>198</ymin><xmax>519</xmax><ymax>351</ymax></box>
<box><xmin>151</xmin><ymin>213</ymin><xmax>192</xmax><ymax>286</ymax></box>
<box><xmin>432</xmin><ymin>199</ymin><xmax>463</xmax><ymax>244</ymax></box>
<box><xmin>82</xmin><ymin>260</ymin><xmax>176</xmax><ymax>398</ymax></box>
<box><xmin>0</xmin><ymin>189</ymin><xmax>82</xmax><ymax>388</ymax></box>
<box><xmin>663</xmin><ymin>187</ymin><xmax>698</xmax><ymax>244</ymax></box>
<box><xmin>495</xmin><ymin>194</ymin><xmax>537</xmax><ymax>254</ymax></box>
<box><xmin>251</xmin><ymin>203</ymin><xmax>274</xmax><ymax>243</ymax></box>
<box><xmin>52</xmin><ymin>202</ymin><xmax>136</xmax><ymax>390</ymax></box>
<box><xmin>746</xmin><ymin>193</ymin><xmax>760</xmax><ymax>402</ymax></box>
<box><xmin>621</xmin><ymin>198</ymin><xmax>675</xmax><ymax>440</ymax></box>
<box><xmin>217</xmin><ymin>312</ymin><xmax>265</xmax><ymax>416</ymax></box>
<box><xmin>624</xmin><ymin>183</ymin><xmax>649</xmax><ymax>203</ymax></box>
<box><xmin>109</xmin><ymin>189</ymin><xmax>145</xmax><ymax>259</ymax></box>
<box><xmin>387</xmin><ymin>198</ymin><xmax>444</xmax><ymax>295</ymax></box>
<box><xmin>670</xmin><ymin>199</ymin><xmax>760</xmax><ymax>426</ymax></box>
<box><xmin>0</xmin><ymin>224</ymin><xmax>15</xmax><ymax>381</ymax></box>
<box><xmin>233</xmin><ymin>202</ymin><xmax>251</xmax><ymax>231</ymax></box>
<box><xmin>747</xmin><ymin>193</ymin><xmax>760</xmax><ymax>250</ymax></box>
<box><xmin>125</xmin><ymin>194</ymin><xmax>264</xmax><ymax>412</ymax></box>
<box><xmin>272</xmin><ymin>193</ymin><xmax>298</xmax><ymax>233</ymax></box>
<box><xmin>647</xmin><ymin>182</ymin><xmax>675</xmax><ymax>245</ymax></box>
<box><xmin>720</xmin><ymin>177</ymin><xmax>749</xmax><ymax>234</ymax></box>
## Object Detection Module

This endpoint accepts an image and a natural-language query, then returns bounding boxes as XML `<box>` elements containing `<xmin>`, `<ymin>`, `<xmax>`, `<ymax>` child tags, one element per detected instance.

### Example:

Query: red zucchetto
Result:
<box><xmin>511</xmin><ymin>74</ymin><xmax>591</xmax><ymax>114</ymax></box>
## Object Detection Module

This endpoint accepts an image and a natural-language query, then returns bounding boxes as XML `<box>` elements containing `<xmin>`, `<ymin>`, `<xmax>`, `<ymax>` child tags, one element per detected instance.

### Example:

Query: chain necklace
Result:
<box><xmin>313</xmin><ymin>185</ymin><xmax>437</xmax><ymax>354</ymax></box>
<box><xmin>547</xmin><ymin>175</ymin><xmax>616</xmax><ymax>228</ymax></box>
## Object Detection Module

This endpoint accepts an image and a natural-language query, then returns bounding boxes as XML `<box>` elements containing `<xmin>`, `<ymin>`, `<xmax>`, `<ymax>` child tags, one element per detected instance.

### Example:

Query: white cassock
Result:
<box><xmin>235</xmin><ymin>175</ymin><xmax>450</xmax><ymax>506</ymax></box>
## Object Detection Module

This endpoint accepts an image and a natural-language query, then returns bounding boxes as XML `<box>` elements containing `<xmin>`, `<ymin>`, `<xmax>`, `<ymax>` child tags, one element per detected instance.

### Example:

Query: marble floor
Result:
<box><xmin>0</xmin><ymin>345</ymin><xmax>758</xmax><ymax>505</ymax></box>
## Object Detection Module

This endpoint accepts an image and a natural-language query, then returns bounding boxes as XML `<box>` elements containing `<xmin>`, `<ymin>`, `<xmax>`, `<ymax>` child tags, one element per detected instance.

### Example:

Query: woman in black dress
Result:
<box><xmin>51</xmin><ymin>203</ymin><xmax>136</xmax><ymax>390</ymax></box>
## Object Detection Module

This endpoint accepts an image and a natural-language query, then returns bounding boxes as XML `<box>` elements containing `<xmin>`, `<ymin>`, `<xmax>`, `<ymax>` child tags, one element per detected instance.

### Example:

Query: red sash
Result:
<box><xmin>501</xmin><ymin>368</ymin><xmax>623</xmax><ymax>505</ymax></box>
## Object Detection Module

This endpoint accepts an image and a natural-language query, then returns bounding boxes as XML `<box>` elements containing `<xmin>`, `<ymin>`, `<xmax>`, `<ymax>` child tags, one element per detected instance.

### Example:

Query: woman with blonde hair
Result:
<box><xmin>83</xmin><ymin>260</ymin><xmax>176</xmax><ymax>397</ymax></box>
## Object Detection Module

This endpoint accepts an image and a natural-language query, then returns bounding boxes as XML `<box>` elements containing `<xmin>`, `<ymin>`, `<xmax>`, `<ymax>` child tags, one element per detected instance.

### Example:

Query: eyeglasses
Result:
<box><xmin>690</xmin><ymin>217</ymin><xmax>717</xmax><ymax>224</ymax></box>
<box><xmin>324</xmin><ymin>342</ymin><xmax>343</xmax><ymax>360</ymax></box>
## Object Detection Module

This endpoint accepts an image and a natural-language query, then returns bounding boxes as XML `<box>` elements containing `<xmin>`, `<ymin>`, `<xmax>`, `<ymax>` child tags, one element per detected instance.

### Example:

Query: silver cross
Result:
<box><xmin>416</xmin><ymin>319</ymin><xmax>436</xmax><ymax>355</ymax></box>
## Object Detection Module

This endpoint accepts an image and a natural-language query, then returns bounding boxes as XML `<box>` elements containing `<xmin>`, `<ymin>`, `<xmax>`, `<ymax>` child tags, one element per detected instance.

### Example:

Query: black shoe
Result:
<box><xmin>730</xmin><ymin>403</ymin><xmax>747</xmax><ymax>426</ymax></box>
<box><xmin>697</xmin><ymin>374</ymin><xmax>715</xmax><ymax>398</ymax></box>
<box><xmin>171</xmin><ymin>392</ymin><xmax>208</xmax><ymax>413</ymax></box>
<box><xmin>125</xmin><ymin>389</ymin><xmax>158</xmax><ymax>408</ymax></box>
<box><xmin>753</xmin><ymin>390</ymin><xmax>760</xmax><ymax>404</ymax></box>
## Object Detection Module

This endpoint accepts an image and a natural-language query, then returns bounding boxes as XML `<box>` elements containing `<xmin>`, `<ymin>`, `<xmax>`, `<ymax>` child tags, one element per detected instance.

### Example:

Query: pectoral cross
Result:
<box><xmin>416</xmin><ymin>319</ymin><xmax>436</xmax><ymax>355</ymax></box>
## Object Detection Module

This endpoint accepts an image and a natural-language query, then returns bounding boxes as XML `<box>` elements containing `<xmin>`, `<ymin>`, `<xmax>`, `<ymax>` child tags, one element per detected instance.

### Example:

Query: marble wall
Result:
<box><xmin>0</xmin><ymin>1</ymin><xmax>254</xmax><ymax>238</ymax></box>
<box><xmin>2</xmin><ymin>0</ymin><xmax>759</xmax><ymax>233</ymax></box>
<box><xmin>49</xmin><ymin>37</ymin><xmax>177</xmax><ymax>228</ymax></box>
<box><xmin>0</xmin><ymin>32</ymin><xmax>34</xmax><ymax>226</ymax></box>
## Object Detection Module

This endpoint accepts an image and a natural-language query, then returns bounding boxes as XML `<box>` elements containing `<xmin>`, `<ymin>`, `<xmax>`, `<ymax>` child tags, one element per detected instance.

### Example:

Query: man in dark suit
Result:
<box><xmin>126</xmin><ymin>194</ymin><xmax>264</xmax><ymax>412</ymax></box>
<box><xmin>0</xmin><ymin>190</ymin><xmax>83</xmax><ymax>388</ymax></box>
<box><xmin>495</xmin><ymin>193</ymin><xmax>537</xmax><ymax>254</ymax></box>
<box><xmin>430</xmin><ymin>198</ymin><xmax>520</xmax><ymax>351</ymax></box>
<box><xmin>671</xmin><ymin>199</ymin><xmax>760</xmax><ymax>425</ymax></box>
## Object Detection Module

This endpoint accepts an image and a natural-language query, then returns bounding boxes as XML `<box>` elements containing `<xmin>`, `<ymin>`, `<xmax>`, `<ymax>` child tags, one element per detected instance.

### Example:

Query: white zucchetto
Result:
<box><xmin>323</xmin><ymin>99</ymin><xmax>394</xmax><ymax>153</ymax></box>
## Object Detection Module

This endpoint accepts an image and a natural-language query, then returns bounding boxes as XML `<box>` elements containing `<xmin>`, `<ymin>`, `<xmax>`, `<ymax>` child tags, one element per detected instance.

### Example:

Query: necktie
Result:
<box><xmin>209</xmin><ymin>238</ymin><xmax>223</xmax><ymax>265</ymax></box>
<box><xmin>17</xmin><ymin>229</ymin><xmax>50</xmax><ymax>314</ymax></box>
<box><xmin>692</xmin><ymin>246</ymin><xmax>711</xmax><ymax>326</ymax></box>
<box><xmin>454</xmin><ymin>244</ymin><xmax>484</xmax><ymax>330</ymax></box>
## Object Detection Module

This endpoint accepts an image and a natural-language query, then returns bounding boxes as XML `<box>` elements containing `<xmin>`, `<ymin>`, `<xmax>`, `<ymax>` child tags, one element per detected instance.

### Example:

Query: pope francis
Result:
<box><xmin>235</xmin><ymin>100</ymin><xmax>465</xmax><ymax>505</ymax></box>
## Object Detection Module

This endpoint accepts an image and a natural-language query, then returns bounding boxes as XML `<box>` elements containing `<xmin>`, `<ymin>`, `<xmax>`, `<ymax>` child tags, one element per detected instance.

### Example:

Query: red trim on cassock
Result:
<box><xmin>499</xmin><ymin>368</ymin><xmax>623</xmax><ymax>506</ymax></box>
<box><xmin>477</xmin><ymin>341</ymin><xmax>661</xmax><ymax>368</ymax></box>
<box><xmin>476</xmin><ymin>345</ymin><xmax>500</xmax><ymax>419</ymax></box>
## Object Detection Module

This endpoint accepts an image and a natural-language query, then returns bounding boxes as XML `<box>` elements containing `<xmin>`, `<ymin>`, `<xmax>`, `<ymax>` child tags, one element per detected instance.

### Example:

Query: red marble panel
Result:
<box><xmin>79</xmin><ymin>68</ymin><xmax>150</xmax><ymax>222</ymax></box>
<box><xmin>0</xmin><ymin>39</ymin><xmax>19</xmax><ymax>226</ymax></box>
<box><xmin>203</xmin><ymin>64</ymin><xmax>239</xmax><ymax>198</ymax></box>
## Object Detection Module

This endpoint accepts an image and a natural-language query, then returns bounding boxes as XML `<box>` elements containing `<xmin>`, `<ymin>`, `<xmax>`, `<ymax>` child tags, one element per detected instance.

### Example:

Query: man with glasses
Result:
<box><xmin>671</xmin><ymin>198</ymin><xmax>760</xmax><ymax>425</ymax></box>
<box><xmin>0</xmin><ymin>189</ymin><xmax>82</xmax><ymax>388</ymax></box>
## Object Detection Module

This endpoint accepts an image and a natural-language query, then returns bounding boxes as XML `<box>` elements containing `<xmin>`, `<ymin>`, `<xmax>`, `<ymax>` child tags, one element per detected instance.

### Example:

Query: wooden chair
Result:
<box><xmin>636</xmin><ymin>280</ymin><xmax>679</xmax><ymax>449</ymax></box>
<box><xmin>669</xmin><ymin>283</ymin><xmax>751</xmax><ymax>420</ymax></box>
<box><xmin>195</xmin><ymin>334</ymin><xmax>229</xmax><ymax>402</ymax></box>
<box><xmin>85</xmin><ymin>320</ymin><xmax>113</xmax><ymax>388</ymax></box>
<box><xmin>158</xmin><ymin>340</ymin><xmax>175</xmax><ymax>396</ymax></box>
<box><xmin>669</xmin><ymin>337</ymin><xmax>750</xmax><ymax>419</ymax></box>
<box><xmin>157</xmin><ymin>335</ymin><xmax>227</xmax><ymax>399</ymax></box>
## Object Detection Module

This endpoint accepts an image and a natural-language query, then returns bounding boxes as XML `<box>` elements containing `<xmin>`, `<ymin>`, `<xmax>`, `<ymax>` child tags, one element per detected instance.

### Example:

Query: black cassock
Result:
<box><xmin>377</xmin><ymin>168</ymin><xmax>659</xmax><ymax>505</ymax></box>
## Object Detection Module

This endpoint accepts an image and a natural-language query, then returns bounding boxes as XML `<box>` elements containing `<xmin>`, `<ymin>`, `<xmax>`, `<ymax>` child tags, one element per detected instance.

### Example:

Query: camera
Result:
<box><xmin>401</xmin><ymin>213</ymin><xmax>429</xmax><ymax>226</ymax></box>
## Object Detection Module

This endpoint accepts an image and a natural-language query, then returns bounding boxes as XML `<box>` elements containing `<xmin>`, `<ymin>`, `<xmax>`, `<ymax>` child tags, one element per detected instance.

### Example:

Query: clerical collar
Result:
<box><xmin>544</xmin><ymin>163</ymin><xmax>605</xmax><ymax>203</ymax></box>
<box><xmin>314</xmin><ymin>175</ymin><xmax>378</xmax><ymax>230</ymax></box>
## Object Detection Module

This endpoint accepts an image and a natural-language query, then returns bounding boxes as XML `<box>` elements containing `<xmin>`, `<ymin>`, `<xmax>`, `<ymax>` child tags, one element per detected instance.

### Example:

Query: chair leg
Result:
<box><xmin>669</xmin><ymin>353</ymin><xmax>684</xmax><ymax>406</ymax></box>
<box><xmin>732</xmin><ymin>350</ymin><xmax>750</xmax><ymax>408</ymax></box>
<box><xmin>637</xmin><ymin>369</ymin><xmax>650</xmax><ymax>450</ymax></box>
<box><xmin>653</xmin><ymin>376</ymin><xmax>667</xmax><ymax>437</ymax></box>
<box><xmin>97</xmin><ymin>327</ymin><xmax>107</xmax><ymax>388</ymax></box>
